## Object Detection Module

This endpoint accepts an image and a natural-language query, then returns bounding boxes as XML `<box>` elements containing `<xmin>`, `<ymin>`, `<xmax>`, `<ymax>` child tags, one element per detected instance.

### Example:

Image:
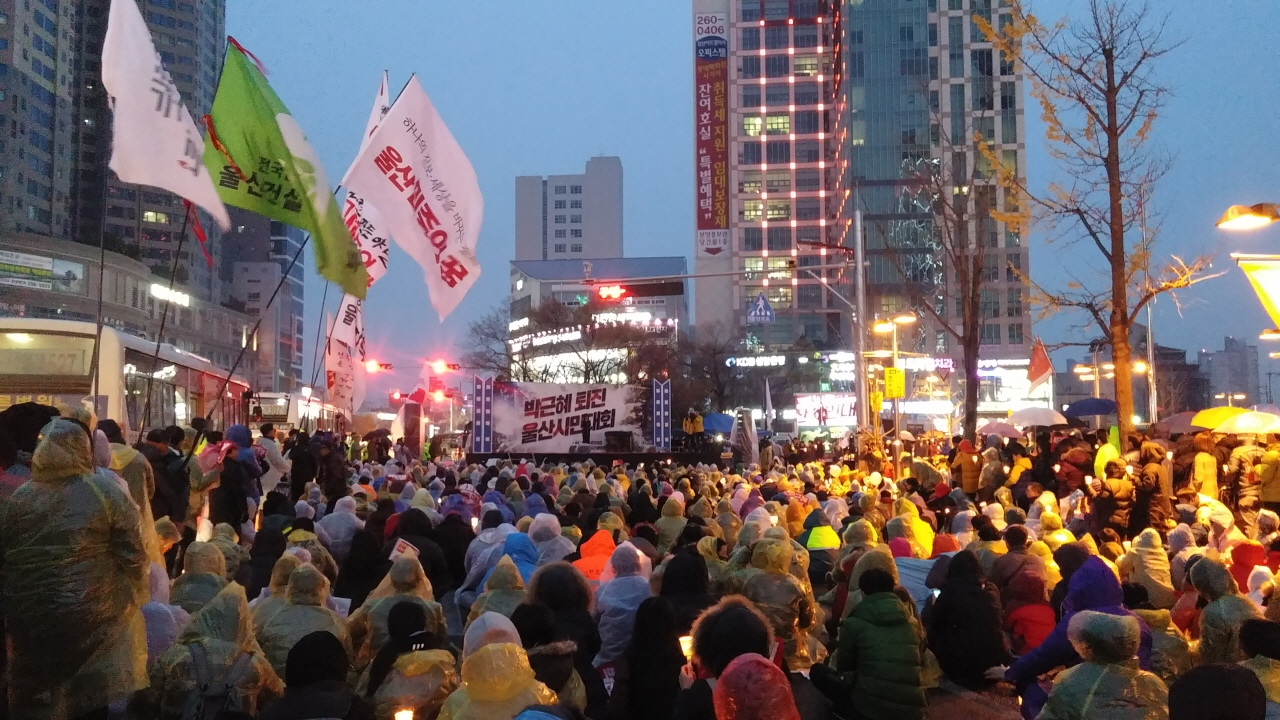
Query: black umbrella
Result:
<box><xmin>362</xmin><ymin>428</ymin><xmax>392</xmax><ymax>441</ymax></box>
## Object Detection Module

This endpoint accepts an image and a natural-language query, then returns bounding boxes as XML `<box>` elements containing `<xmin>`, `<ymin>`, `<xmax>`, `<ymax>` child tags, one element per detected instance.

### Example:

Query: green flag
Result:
<box><xmin>203</xmin><ymin>40</ymin><xmax>367</xmax><ymax>298</ymax></box>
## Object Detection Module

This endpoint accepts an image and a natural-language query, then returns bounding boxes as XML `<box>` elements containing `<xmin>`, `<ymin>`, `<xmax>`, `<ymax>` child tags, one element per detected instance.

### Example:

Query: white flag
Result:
<box><xmin>344</xmin><ymin>76</ymin><xmax>483</xmax><ymax>320</ymax></box>
<box><xmin>349</xmin><ymin>71</ymin><xmax>391</xmax><ymax>178</ymax></box>
<box><xmin>324</xmin><ymin>314</ymin><xmax>355</xmax><ymax>414</ymax></box>
<box><xmin>101</xmin><ymin>0</ymin><xmax>230</xmax><ymax>230</ymax></box>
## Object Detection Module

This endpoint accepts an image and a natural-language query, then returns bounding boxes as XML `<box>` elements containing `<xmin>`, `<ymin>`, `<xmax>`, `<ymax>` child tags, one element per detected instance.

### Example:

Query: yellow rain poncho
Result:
<box><xmin>1027</xmin><ymin>541</ymin><xmax>1063</xmax><ymax>591</ymax></box>
<box><xmin>170</xmin><ymin>541</ymin><xmax>229</xmax><ymax>614</ymax></box>
<box><xmin>742</xmin><ymin>537</ymin><xmax>821</xmax><ymax>670</ymax></box>
<box><xmin>1131</xmin><ymin>609</ymin><xmax>1193</xmax><ymax>687</ymax></box>
<box><xmin>155</xmin><ymin>516</ymin><xmax>182</xmax><ymax>555</ymax></box>
<box><xmin>1190</xmin><ymin>557</ymin><xmax>1264</xmax><ymax>665</ymax></box>
<box><xmin>1117</xmin><ymin>528</ymin><xmax>1177</xmax><ymax>610</ymax></box>
<box><xmin>109</xmin><ymin>441</ymin><xmax>165</xmax><ymax>568</ymax></box>
<box><xmin>138</xmin><ymin>582</ymin><xmax>282</xmax><ymax>718</ymax></box>
<box><xmin>1038</xmin><ymin>512</ymin><xmax>1077</xmax><ymax>553</ymax></box>
<box><xmin>655</xmin><ymin>497</ymin><xmax>687</xmax><ymax>554</ymax></box>
<box><xmin>597</xmin><ymin>509</ymin><xmax>630</xmax><ymax>544</ymax></box>
<box><xmin>438</xmin><ymin>642</ymin><xmax>557</xmax><ymax>720</ymax></box>
<box><xmin>249</xmin><ymin>554</ymin><xmax>303</xmax><ymax>631</ymax></box>
<box><xmin>888</xmin><ymin>499</ymin><xmax>934</xmax><ymax>559</ymax></box>
<box><xmin>842</xmin><ymin>548</ymin><xmax>902</xmax><ymax>620</ymax></box>
<box><xmin>1241</xmin><ymin>655</ymin><xmax>1280</xmax><ymax>708</ymax></box>
<box><xmin>360</xmin><ymin>648</ymin><xmax>459</xmax><ymax>720</ymax></box>
<box><xmin>285</xmin><ymin>528</ymin><xmax>339</xmax><ymax>583</ymax></box>
<box><xmin>1036</xmin><ymin>611</ymin><xmax>1168</xmax><ymax>720</ymax></box>
<box><xmin>715</xmin><ymin>498</ymin><xmax>743</xmax><ymax>551</ymax></box>
<box><xmin>0</xmin><ymin>418</ymin><xmax>150</xmax><ymax>720</ymax></box>
<box><xmin>466</xmin><ymin>555</ymin><xmax>527</xmax><ymax>627</ymax></box>
<box><xmin>348</xmin><ymin>554</ymin><xmax>446</xmax><ymax>669</ymax></box>
<box><xmin>698</xmin><ymin>535</ymin><xmax>730</xmax><ymax>593</ymax></box>
<box><xmin>255</xmin><ymin>563</ymin><xmax>352</xmax><ymax>677</ymax></box>
<box><xmin>209</xmin><ymin>522</ymin><xmax>251</xmax><ymax>581</ymax></box>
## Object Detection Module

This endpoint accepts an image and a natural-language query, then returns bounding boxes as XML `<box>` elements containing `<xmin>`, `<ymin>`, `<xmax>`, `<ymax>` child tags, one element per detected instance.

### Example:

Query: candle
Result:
<box><xmin>395</xmin><ymin>711</ymin><xmax>414</xmax><ymax>720</ymax></box>
<box><xmin>679</xmin><ymin>635</ymin><xmax>694</xmax><ymax>661</ymax></box>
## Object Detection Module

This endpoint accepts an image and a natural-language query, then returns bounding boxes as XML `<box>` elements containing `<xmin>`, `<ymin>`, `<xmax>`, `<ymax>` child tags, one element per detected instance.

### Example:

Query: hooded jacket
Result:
<box><xmin>529</xmin><ymin>513</ymin><xmax>576</xmax><ymax>566</ymax></box>
<box><xmin>1189</xmin><ymin>557</ymin><xmax>1264</xmax><ymax>665</ymax></box>
<box><xmin>573</xmin><ymin>530</ymin><xmax>617</xmax><ymax>584</ymax></box>
<box><xmin>924</xmin><ymin>550</ymin><xmax>1010</xmax><ymax>685</ymax></box>
<box><xmin>1008</xmin><ymin>557</ymin><xmax>1153</xmax><ymax>687</ymax></box>
<box><xmin>255</xmin><ymin>564</ymin><xmax>352</xmax><ymax>677</ymax></box>
<box><xmin>210</xmin><ymin>522</ymin><xmax>251</xmax><ymax>580</ymax></box>
<box><xmin>1035</xmin><ymin>611</ymin><xmax>1168</xmax><ymax>720</ymax></box>
<box><xmin>742</xmin><ymin>537</ymin><xmax>820</xmax><ymax>670</ymax></box>
<box><xmin>593</xmin><ymin>542</ymin><xmax>653</xmax><ymax>667</ymax></box>
<box><xmin>795</xmin><ymin>508</ymin><xmax>841</xmax><ymax>591</ymax></box>
<box><xmin>317</xmin><ymin>496</ymin><xmax>365</xmax><ymax>565</ymax></box>
<box><xmin>835</xmin><ymin>591</ymin><xmax>927</xmax><ymax>720</ymax></box>
<box><xmin>480</xmin><ymin>533</ymin><xmax>540</xmax><ymax>588</ymax></box>
<box><xmin>1130</xmin><ymin>609</ymin><xmax>1193</xmax><ymax>687</ymax></box>
<box><xmin>1136</xmin><ymin>441</ymin><xmax>1174</xmax><ymax>534</ymax></box>
<box><xmin>467</xmin><ymin>555</ymin><xmax>527</xmax><ymax>626</ymax></box>
<box><xmin>951</xmin><ymin>441</ymin><xmax>982</xmax><ymax>494</ymax></box>
<box><xmin>0</xmin><ymin>419</ymin><xmax>151</xmax><ymax>720</ymax></box>
<box><xmin>437</xmin><ymin>642</ymin><xmax>557</xmax><ymax>720</ymax></box>
<box><xmin>655</xmin><ymin>497</ymin><xmax>688</xmax><ymax>554</ymax></box>
<box><xmin>1117</xmin><ymin>528</ymin><xmax>1177</xmax><ymax>609</ymax></box>
<box><xmin>171</xmin><ymin>540</ymin><xmax>229</xmax><ymax>614</ymax></box>
<box><xmin>140</xmin><ymin>583</ymin><xmax>283</xmax><ymax>719</ymax></box>
<box><xmin>348</xmin><ymin>555</ymin><xmax>446</xmax><ymax>669</ymax></box>
<box><xmin>1038</xmin><ymin>512</ymin><xmax>1076</xmax><ymax>553</ymax></box>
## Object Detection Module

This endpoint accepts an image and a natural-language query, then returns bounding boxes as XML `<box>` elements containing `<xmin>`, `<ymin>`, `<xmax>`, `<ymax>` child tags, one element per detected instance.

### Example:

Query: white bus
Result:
<box><xmin>252</xmin><ymin>391</ymin><xmax>345</xmax><ymax>433</ymax></box>
<box><xmin>0</xmin><ymin>317</ymin><xmax>250</xmax><ymax>437</ymax></box>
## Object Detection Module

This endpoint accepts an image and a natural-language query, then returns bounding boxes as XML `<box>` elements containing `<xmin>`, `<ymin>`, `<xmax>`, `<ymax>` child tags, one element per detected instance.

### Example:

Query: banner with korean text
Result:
<box><xmin>489</xmin><ymin>382</ymin><xmax>649</xmax><ymax>454</ymax></box>
<box><xmin>693</xmin><ymin>0</ymin><xmax>729</xmax><ymax>257</ymax></box>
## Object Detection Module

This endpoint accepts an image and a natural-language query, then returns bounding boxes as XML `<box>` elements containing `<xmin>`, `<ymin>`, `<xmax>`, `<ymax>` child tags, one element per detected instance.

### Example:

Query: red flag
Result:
<box><xmin>406</xmin><ymin>388</ymin><xmax>427</xmax><ymax>404</ymax></box>
<box><xmin>1027</xmin><ymin>338</ymin><xmax>1054</xmax><ymax>392</ymax></box>
<box><xmin>183</xmin><ymin>199</ymin><xmax>214</xmax><ymax>269</ymax></box>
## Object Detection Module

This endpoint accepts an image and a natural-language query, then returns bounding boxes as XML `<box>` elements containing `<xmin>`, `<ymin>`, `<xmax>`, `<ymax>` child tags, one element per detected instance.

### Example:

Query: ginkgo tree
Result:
<box><xmin>980</xmin><ymin>0</ymin><xmax>1219</xmax><ymax>436</ymax></box>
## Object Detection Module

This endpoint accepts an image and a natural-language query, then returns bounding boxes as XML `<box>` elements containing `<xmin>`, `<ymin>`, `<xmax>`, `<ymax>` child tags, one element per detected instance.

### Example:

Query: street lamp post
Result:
<box><xmin>874</xmin><ymin>313</ymin><xmax>916</xmax><ymax>481</ymax></box>
<box><xmin>1215</xmin><ymin>392</ymin><xmax>1247</xmax><ymax>407</ymax></box>
<box><xmin>1073</xmin><ymin>358</ymin><xmax>1150</xmax><ymax>427</ymax></box>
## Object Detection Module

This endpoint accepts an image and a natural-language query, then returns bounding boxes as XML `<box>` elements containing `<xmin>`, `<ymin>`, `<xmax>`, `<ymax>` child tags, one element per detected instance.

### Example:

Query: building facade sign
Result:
<box><xmin>694</xmin><ymin>1</ymin><xmax>730</xmax><ymax>257</ymax></box>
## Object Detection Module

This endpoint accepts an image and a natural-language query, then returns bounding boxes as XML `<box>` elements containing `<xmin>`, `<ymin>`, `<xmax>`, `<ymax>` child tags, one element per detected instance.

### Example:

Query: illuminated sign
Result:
<box><xmin>593</xmin><ymin>311</ymin><xmax>654</xmax><ymax>324</ymax></box>
<box><xmin>598</xmin><ymin>285</ymin><xmax>628</xmax><ymax>300</ymax></box>
<box><xmin>829</xmin><ymin>362</ymin><xmax>857</xmax><ymax>380</ymax></box>
<box><xmin>795</xmin><ymin>393</ymin><xmax>857</xmax><ymax>427</ymax></box>
<box><xmin>531</xmin><ymin>330</ymin><xmax>582</xmax><ymax>347</ymax></box>
<box><xmin>725</xmin><ymin>355</ymin><xmax>786</xmax><ymax>368</ymax></box>
<box><xmin>508</xmin><ymin>317</ymin><xmax>530</xmax><ymax>332</ymax></box>
<box><xmin>901</xmin><ymin>356</ymin><xmax>956</xmax><ymax>372</ymax></box>
<box><xmin>150</xmin><ymin>283</ymin><xmax>191</xmax><ymax>307</ymax></box>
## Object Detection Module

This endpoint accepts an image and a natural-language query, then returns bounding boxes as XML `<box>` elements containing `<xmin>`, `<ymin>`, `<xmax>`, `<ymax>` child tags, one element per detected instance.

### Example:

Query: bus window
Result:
<box><xmin>0</xmin><ymin>330</ymin><xmax>95</xmax><ymax>393</ymax></box>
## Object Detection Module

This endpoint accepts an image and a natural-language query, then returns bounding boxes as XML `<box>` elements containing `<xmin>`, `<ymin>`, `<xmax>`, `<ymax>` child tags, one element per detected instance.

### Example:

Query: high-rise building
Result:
<box><xmin>833</xmin><ymin>0</ymin><xmax>1029</xmax><ymax>361</ymax></box>
<box><xmin>514</xmin><ymin>156</ymin><xmax>623</xmax><ymax>261</ymax></box>
<box><xmin>223</xmin><ymin>207</ymin><xmax>305</xmax><ymax>392</ymax></box>
<box><xmin>693</xmin><ymin>0</ymin><xmax>845</xmax><ymax>347</ymax></box>
<box><xmin>1199</xmin><ymin>336</ymin><xmax>1260</xmax><ymax>407</ymax></box>
<box><xmin>71</xmin><ymin>0</ymin><xmax>226</xmax><ymax>304</ymax></box>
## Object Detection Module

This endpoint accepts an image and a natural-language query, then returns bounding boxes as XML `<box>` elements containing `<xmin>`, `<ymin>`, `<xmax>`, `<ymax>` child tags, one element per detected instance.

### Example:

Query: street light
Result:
<box><xmin>1216</xmin><ymin>392</ymin><xmax>1248</xmax><ymax>407</ymax></box>
<box><xmin>1262</xmin><ymin>329</ymin><xmax>1280</xmax><ymax>341</ymax></box>
<box><xmin>873</xmin><ymin>312</ymin><xmax>916</xmax><ymax>480</ymax></box>
<box><xmin>1217</xmin><ymin>204</ymin><xmax>1280</xmax><ymax>231</ymax></box>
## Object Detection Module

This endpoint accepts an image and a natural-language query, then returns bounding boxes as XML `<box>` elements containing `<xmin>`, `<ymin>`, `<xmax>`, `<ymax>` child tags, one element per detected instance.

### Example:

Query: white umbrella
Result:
<box><xmin>1008</xmin><ymin>407</ymin><xmax>1068</xmax><ymax>427</ymax></box>
<box><xmin>1213</xmin><ymin>410</ymin><xmax>1280</xmax><ymax>436</ymax></box>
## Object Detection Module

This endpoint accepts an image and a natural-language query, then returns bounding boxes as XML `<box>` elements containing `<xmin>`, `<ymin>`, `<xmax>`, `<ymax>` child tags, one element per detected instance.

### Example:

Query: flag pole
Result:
<box><xmin>139</xmin><ymin>210</ymin><xmax>191</xmax><ymax>430</ymax></box>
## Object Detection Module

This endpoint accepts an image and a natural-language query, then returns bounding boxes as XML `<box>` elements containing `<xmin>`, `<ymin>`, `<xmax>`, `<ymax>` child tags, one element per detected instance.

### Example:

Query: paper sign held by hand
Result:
<box><xmin>388</xmin><ymin>538</ymin><xmax>420</xmax><ymax>562</ymax></box>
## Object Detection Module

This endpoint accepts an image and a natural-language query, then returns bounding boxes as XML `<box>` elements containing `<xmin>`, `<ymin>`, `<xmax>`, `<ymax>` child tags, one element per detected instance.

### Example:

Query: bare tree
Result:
<box><xmin>461</xmin><ymin>303</ymin><xmax>514</xmax><ymax>378</ymax></box>
<box><xmin>983</xmin><ymin>0</ymin><xmax>1218</xmax><ymax>436</ymax></box>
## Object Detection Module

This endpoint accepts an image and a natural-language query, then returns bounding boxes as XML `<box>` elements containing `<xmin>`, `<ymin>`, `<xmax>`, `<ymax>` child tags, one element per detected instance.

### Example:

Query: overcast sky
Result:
<box><xmin>225</xmin><ymin>0</ymin><xmax>1280</xmax><ymax>400</ymax></box>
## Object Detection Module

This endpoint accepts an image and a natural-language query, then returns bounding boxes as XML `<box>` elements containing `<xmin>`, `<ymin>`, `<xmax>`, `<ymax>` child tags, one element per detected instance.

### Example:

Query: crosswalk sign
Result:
<box><xmin>746</xmin><ymin>292</ymin><xmax>775</xmax><ymax>324</ymax></box>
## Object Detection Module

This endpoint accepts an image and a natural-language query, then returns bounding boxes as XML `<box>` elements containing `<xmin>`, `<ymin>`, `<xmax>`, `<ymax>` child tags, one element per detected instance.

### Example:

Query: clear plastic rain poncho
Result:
<box><xmin>254</xmin><ymin>563</ymin><xmax>352</xmax><ymax>677</ymax></box>
<box><xmin>249</xmin><ymin>553</ymin><xmax>304</xmax><ymax>627</ymax></box>
<box><xmin>316</xmin><ymin>496</ymin><xmax>365</xmax><ymax>565</ymax></box>
<box><xmin>528</xmin><ymin>512</ymin><xmax>575</xmax><ymax>566</ymax></box>
<box><xmin>210</xmin><ymin>522</ymin><xmax>250</xmax><ymax>580</ymax></box>
<box><xmin>712</xmin><ymin>652</ymin><xmax>802</xmax><ymax>720</ymax></box>
<box><xmin>466</xmin><ymin>555</ymin><xmax>527</xmax><ymax>628</ymax></box>
<box><xmin>593</xmin><ymin>541</ymin><xmax>653</xmax><ymax>666</ymax></box>
<box><xmin>0</xmin><ymin>418</ymin><xmax>150</xmax><ymax>720</ymax></box>
<box><xmin>1190</xmin><ymin>557</ymin><xmax>1264</xmax><ymax>665</ymax></box>
<box><xmin>349</xmin><ymin>554</ymin><xmax>446</xmax><ymax>669</ymax></box>
<box><xmin>141</xmin><ymin>562</ymin><xmax>190</xmax><ymax>668</ymax></box>
<box><xmin>438</xmin><ymin>612</ymin><xmax>557</xmax><ymax>720</ymax></box>
<box><xmin>138</xmin><ymin>582</ymin><xmax>283</xmax><ymax>718</ymax></box>
<box><xmin>1117</xmin><ymin>528</ymin><xmax>1177</xmax><ymax>610</ymax></box>
<box><xmin>1035</xmin><ymin>611</ymin><xmax>1168</xmax><ymax>720</ymax></box>
<box><xmin>742</xmin><ymin>537</ymin><xmax>821</xmax><ymax>670</ymax></box>
<box><xmin>171</xmin><ymin>540</ymin><xmax>230</xmax><ymax>614</ymax></box>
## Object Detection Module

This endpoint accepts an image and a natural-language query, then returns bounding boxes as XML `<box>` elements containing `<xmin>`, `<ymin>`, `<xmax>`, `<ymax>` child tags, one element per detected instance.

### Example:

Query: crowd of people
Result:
<box><xmin>5</xmin><ymin>401</ymin><xmax>1280</xmax><ymax>720</ymax></box>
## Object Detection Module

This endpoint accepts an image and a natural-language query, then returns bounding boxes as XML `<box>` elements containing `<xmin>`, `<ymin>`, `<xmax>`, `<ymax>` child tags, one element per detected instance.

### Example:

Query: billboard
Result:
<box><xmin>694</xmin><ymin>1</ymin><xmax>729</xmax><ymax>257</ymax></box>
<box><xmin>488</xmin><ymin>382</ymin><xmax>650</xmax><ymax>453</ymax></box>
<box><xmin>795</xmin><ymin>393</ymin><xmax>858</xmax><ymax>428</ymax></box>
<box><xmin>0</xmin><ymin>250</ymin><xmax>86</xmax><ymax>294</ymax></box>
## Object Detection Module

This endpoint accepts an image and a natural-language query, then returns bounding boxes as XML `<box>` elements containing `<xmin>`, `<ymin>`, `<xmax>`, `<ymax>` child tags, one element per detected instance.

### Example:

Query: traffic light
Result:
<box><xmin>388</xmin><ymin>390</ymin><xmax>405</xmax><ymax>409</ymax></box>
<box><xmin>365</xmin><ymin>359</ymin><xmax>393</xmax><ymax>373</ymax></box>
<box><xmin>430</xmin><ymin>359</ymin><xmax>461</xmax><ymax>374</ymax></box>
<box><xmin>597</xmin><ymin>285</ymin><xmax>628</xmax><ymax>301</ymax></box>
<box><xmin>432</xmin><ymin>390</ymin><xmax>446</xmax><ymax>403</ymax></box>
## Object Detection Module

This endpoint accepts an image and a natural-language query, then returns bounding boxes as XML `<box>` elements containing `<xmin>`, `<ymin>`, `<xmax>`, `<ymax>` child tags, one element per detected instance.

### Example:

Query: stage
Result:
<box><xmin>464</xmin><ymin>449</ymin><xmax>725</xmax><ymax>470</ymax></box>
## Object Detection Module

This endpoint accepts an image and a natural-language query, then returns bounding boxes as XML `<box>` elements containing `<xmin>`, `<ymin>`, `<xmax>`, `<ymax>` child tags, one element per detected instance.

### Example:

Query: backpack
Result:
<box><xmin>180</xmin><ymin>643</ymin><xmax>253</xmax><ymax>720</ymax></box>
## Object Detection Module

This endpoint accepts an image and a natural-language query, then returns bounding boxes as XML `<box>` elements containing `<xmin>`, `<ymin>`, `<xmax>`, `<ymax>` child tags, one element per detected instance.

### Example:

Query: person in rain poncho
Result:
<box><xmin>456</xmin><ymin>511</ymin><xmax>516</xmax><ymax>607</ymax></box>
<box><xmin>1129</xmin><ymin>605</ymin><xmax>1193</xmax><ymax>688</ymax></box>
<box><xmin>529</xmin><ymin>512</ymin><xmax>575</xmax><ymax>566</ymax></box>
<box><xmin>1190</xmin><ymin>556</ymin><xmax>1264</xmax><ymax>665</ymax></box>
<box><xmin>1037</xmin><ymin>511</ymin><xmax>1076</xmax><ymax>553</ymax></box>
<box><xmin>950</xmin><ymin>510</ymin><xmax>977</xmax><ymax>549</ymax></box>
<box><xmin>209</xmin><ymin>522</ymin><xmax>251</xmax><ymax>581</ymax></box>
<box><xmin>99</xmin><ymin>419</ymin><xmax>166</xmax><ymax>569</ymax></box>
<box><xmin>1239</xmin><ymin>618</ymin><xmax>1280</xmax><ymax>720</ymax></box>
<box><xmin>348</xmin><ymin>554</ymin><xmax>446</xmax><ymax>670</ymax></box>
<box><xmin>437</xmin><ymin>612</ymin><xmax>558</xmax><ymax>720</ymax></box>
<box><xmin>250</xmin><ymin>553</ymin><xmax>304</xmax><ymax>626</ymax></box>
<box><xmin>1117</xmin><ymin>527</ymin><xmax>1178</xmax><ymax>610</ymax></box>
<box><xmin>137</xmin><ymin>582</ymin><xmax>283</xmax><ymax>719</ymax></box>
<box><xmin>716</xmin><ymin>497</ymin><xmax>744</xmax><ymax>550</ymax></box>
<box><xmin>712</xmin><ymin>653</ymin><xmax>802</xmax><ymax>720</ymax></box>
<box><xmin>1249</xmin><ymin>565</ymin><xmax>1277</xmax><ymax>610</ymax></box>
<box><xmin>317</xmin><ymin>495</ymin><xmax>365</xmax><ymax>566</ymax></box>
<box><xmin>479</xmin><ymin>532</ymin><xmax>540</xmax><ymax>590</ymax></box>
<box><xmin>170</xmin><ymin>540</ymin><xmax>229</xmax><ymax>614</ymax></box>
<box><xmin>654</xmin><ymin>494</ymin><xmax>687</xmax><ymax>555</ymax></box>
<box><xmin>1167</xmin><ymin>524</ymin><xmax>1204</xmax><ymax>592</ymax></box>
<box><xmin>795</xmin><ymin>507</ymin><xmax>841</xmax><ymax>594</ymax></box>
<box><xmin>593</xmin><ymin>541</ymin><xmax>653</xmax><ymax>667</ymax></box>
<box><xmin>0</xmin><ymin>417</ymin><xmax>155</xmax><ymax>713</ymax></box>
<box><xmin>742</xmin><ymin>537</ymin><xmax>821</xmax><ymax>670</ymax></box>
<box><xmin>466</xmin><ymin>555</ymin><xmax>527</xmax><ymax>627</ymax></box>
<box><xmin>573</xmin><ymin>529</ymin><xmax>617</xmax><ymax>585</ymax></box>
<box><xmin>255</xmin><ymin>563</ymin><xmax>352</xmax><ymax>678</ymax></box>
<box><xmin>141</xmin><ymin>562</ymin><xmax>190</xmax><ymax>669</ymax></box>
<box><xmin>887</xmin><ymin>498</ymin><xmax>934</xmax><ymax>559</ymax></box>
<box><xmin>286</xmin><ymin>526</ymin><xmax>339</xmax><ymax>584</ymax></box>
<box><xmin>1035</xmin><ymin>611</ymin><xmax>1168</xmax><ymax>720</ymax></box>
<box><xmin>358</xmin><ymin>601</ymin><xmax>459</xmax><ymax>720</ymax></box>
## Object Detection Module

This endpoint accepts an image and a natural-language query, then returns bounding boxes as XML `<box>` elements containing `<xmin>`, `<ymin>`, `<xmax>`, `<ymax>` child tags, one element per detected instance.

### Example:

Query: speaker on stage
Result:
<box><xmin>404</xmin><ymin>402</ymin><xmax>422</xmax><ymax>459</ymax></box>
